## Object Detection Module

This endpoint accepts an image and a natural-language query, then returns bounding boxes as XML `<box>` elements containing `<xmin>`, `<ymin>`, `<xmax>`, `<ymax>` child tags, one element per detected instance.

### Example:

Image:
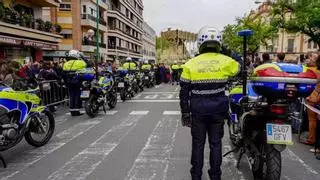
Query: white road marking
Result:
<box><xmin>0</xmin><ymin>120</ymin><xmax>102</xmax><ymax>180</ymax></box>
<box><xmin>129</xmin><ymin>111</ymin><xmax>149</xmax><ymax>115</ymax></box>
<box><xmin>285</xmin><ymin>148</ymin><xmax>318</xmax><ymax>175</ymax></box>
<box><xmin>125</xmin><ymin>117</ymin><xmax>179</xmax><ymax>180</ymax></box>
<box><xmin>163</xmin><ymin>111</ymin><xmax>181</xmax><ymax>115</ymax></box>
<box><xmin>125</xmin><ymin>100</ymin><xmax>180</xmax><ymax>103</ymax></box>
<box><xmin>174</xmin><ymin>87</ymin><xmax>179</xmax><ymax>92</ymax></box>
<box><xmin>47</xmin><ymin>115</ymin><xmax>144</xmax><ymax>180</ymax></box>
<box><xmin>104</xmin><ymin>111</ymin><xmax>118</xmax><ymax>115</ymax></box>
<box><xmin>65</xmin><ymin>111</ymin><xmax>85</xmax><ymax>115</ymax></box>
<box><xmin>144</xmin><ymin>94</ymin><xmax>159</xmax><ymax>99</ymax></box>
<box><xmin>132</xmin><ymin>93</ymin><xmax>142</xmax><ymax>99</ymax></box>
<box><xmin>141</xmin><ymin>92</ymin><xmax>178</xmax><ymax>94</ymax></box>
<box><xmin>159</xmin><ymin>94</ymin><xmax>174</xmax><ymax>99</ymax></box>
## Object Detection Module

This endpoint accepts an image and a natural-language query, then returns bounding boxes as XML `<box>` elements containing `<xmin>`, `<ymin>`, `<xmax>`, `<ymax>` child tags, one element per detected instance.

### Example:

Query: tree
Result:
<box><xmin>223</xmin><ymin>14</ymin><xmax>277</xmax><ymax>54</ymax></box>
<box><xmin>271</xmin><ymin>0</ymin><xmax>320</xmax><ymax>50</ymax></box>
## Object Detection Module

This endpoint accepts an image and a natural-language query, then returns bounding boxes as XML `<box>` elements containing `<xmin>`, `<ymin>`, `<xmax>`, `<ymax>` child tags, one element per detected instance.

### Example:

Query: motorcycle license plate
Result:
<box><xmin>81</xmin><ymin>91</ymin><xmax>90</xmax><ymax>98</ymax></box>
<box><xmin>145</xmin><ymin>77</ymin><xmax>149</xmax><ymax>80</ymax></box>
<box><xmin>266</xmin><ymin>124</ymin><xmax>293</xmax><ymax>145</ymax></box>
<box><xmin>118</xmin><ymin>82</ymin><xmax>125</xmax><ymax>88</ymax></box>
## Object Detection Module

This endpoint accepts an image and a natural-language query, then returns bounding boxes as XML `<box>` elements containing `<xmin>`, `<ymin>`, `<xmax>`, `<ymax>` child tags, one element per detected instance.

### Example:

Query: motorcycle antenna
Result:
<box><xmin>238</xmin><ymin>30</ymin><xmax>253</xmax><ymax>99</ymax></box>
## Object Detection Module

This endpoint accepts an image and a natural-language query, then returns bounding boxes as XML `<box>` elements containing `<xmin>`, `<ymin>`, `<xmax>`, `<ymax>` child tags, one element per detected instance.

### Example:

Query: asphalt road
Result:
<box><xmin>0</xmin><ymin>84</ymin><xmax>320</xmax><ymax>180</ymax></box>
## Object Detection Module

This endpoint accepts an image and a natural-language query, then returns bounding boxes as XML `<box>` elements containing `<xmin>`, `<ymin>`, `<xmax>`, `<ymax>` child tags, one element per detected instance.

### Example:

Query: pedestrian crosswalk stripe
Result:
<box><xmin>0</xmin><ymin>120</ymin><xmax>102</xmax><ymax>179</ymax></box>
<box><xmin>126</xmin><ymin>100</ymin><xmax>179</xmax><ymax>103</ymax></box>
<box><xmin>105</xmin><ymin>111</ymin><xmax>118</xmax><ymax>115</ymax></box>
<box><xmin>125</xmin><ymin>117</ymin><xmax>179</xmax><ymax>180</ymax></box>
<box><xmin>47</xmin><ymin>115</ymin><xmax>144</xmax><ymax>180</ymax></box>
<box><xmin>163</xmin><ymin>111</ymin><xmax>181</xmax><ymax>115</ymax></box>
<box><xmin>129</xmin><ymin>111</ymin><xmax>149</xmax><ymax>115</ymax></box>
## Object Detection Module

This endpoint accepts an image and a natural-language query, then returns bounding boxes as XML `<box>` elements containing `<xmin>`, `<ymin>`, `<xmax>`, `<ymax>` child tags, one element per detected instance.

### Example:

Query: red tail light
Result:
<box><xmin>270</xmin><ymin>105</ymin><xmax>286</xmax><ymax>115</ymax></box>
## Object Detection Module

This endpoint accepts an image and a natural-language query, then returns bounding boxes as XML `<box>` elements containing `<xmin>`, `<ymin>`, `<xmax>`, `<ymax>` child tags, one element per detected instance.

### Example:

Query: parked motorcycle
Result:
<box><xmin>117</xmin><ymin>69</ymin><xmax>136</xmax><ymax>102</ymax></box>
<box><xmin>85</xmin><ymin>71</ymin><xmax>117</xmax><ymax>118</ymax></box>
<box><xmin>226</xmin><ymin>30</ymin><xmax>318</xmax><ymax>180</ymax></box>
<box><xmin>143</xmin><ymin>70</ymin><xmax>155</xmax><ymax>88</ymax></box>
<box><xmin>136</xmin><ymin>71</ymin><xmax>145</xmax><ymax>92</ymax></box>
<box><xmin>0</xmin><ymin>83</ymin><xmax>55</xmax><ymax>168</ymax></box>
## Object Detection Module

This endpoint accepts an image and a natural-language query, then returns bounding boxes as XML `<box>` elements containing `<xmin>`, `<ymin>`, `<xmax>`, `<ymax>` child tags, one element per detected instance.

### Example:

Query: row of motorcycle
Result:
<box><xmin>80</xmin><ymin>68</ymin><xmax>156</xmax><ymax>118</ymax></box>
<box><xmin>0</xmin><ymin>68</ymin><xmax>156</xmax><ymax>168</ymax></box>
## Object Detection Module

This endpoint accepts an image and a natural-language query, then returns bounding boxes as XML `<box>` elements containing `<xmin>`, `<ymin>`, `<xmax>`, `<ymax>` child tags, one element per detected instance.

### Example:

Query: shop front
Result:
<box><xmin>0</xmin><ymin>34</ymin><xmax>58</xmax><ymax>64</ymax></box>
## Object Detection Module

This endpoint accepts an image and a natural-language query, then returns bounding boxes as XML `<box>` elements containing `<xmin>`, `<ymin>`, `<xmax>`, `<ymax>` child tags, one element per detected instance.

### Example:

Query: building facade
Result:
<box><xmin>142</xmin><ymin>21</ymin><xmax>156</xmax><ymax>63</ymax></box>
<box><xmin>0</xmin><ymin>0</ymin><xmax>62</xmax><ymax>63</ymax></box>
<box><xmin>253</xmin><ymin>1</ymin><xmax>319</xmax><ymax>59</ymax></box>
<box><xmin>107</xmin><ymin>0</ymin><xmax>144</xmax><ymax>62</ymax></box>
<box><xmin>53</xmin><ymin>0</ymin><xmax>109</xmax><ymax>61</ymax></box>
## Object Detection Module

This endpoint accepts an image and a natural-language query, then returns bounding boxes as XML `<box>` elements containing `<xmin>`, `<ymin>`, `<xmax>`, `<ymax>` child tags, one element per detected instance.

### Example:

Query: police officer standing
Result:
<box><xmin>179</xmin><ymin>27</ymin><xmax>240</xmax><ymax>180</ymax></box>
<box><xmin>63</xmin><ymin>50</ymin><xmax>87</xmax><ymax>116</ymax></box>
<box><xmin>171</xmin><ymin>61</ymin><xmax>180</xmax><ymax>85</ymax></box>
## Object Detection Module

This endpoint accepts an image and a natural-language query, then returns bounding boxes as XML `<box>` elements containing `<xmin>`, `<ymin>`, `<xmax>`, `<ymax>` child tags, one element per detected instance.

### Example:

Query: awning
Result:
<box><xmin>0</xmin><ymin>35</ymin><xmax>58</xmax><ymax>50</ymax></box>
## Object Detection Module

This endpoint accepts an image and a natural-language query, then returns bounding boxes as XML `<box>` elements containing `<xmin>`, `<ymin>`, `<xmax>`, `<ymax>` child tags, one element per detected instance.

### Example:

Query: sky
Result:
<box><xmin>143</xmin><ymin>0</ymin><xmax>260</xmax><ymax>35</ymax></box>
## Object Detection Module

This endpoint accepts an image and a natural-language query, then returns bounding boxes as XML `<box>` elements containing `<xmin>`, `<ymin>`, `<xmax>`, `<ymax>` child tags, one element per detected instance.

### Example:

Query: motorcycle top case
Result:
<box><xmin>251</xmin><ymin>63</ymin><xmax>317</xmax><ymax>98</ymax></box>
<box><xmin>77</xmin><ymin>68</ymin><xmax>95</xmax><ymax>81</ymax></box>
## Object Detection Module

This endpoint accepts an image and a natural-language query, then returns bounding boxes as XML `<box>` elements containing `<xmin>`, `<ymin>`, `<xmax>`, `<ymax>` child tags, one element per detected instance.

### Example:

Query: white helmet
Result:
<box><xmin>126</xmin><ymin>57</ymin><xmax>132</xmax><ymax>61</ymax></box>
<box><xmin>66</xmin><ymin>50</ymin><xmax>81</xmax><ymax>59</ymax></box>
<box><xmin>144</xmin><ymin>60</ymin><xmax>148</xmax><ymax>64</ymax></box>
<box><xmin>197</xmin><ymin>26</ymin><xmax>222</xmax><ymax>48</ymax></box>
<box><xmin>174</xmin><ymin>61</ymin><xmax>178</xmax><ymax>64</ymax></box>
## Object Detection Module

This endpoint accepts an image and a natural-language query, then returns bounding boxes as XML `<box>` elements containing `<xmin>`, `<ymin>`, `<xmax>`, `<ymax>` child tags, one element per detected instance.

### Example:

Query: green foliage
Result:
<box><xmin>223</xmin><ymin>15</ymin><xmax>277</xmax><ymax>53</ymax></box>
<box><xmin>271</xmin><ymin>0</ymin><xmax>320</xmax><ymax>50</ymax></box>
<box><xmin>156</xmin><ymin>37</ymin><xmax>173</xmax><ymax>50</ymax></box>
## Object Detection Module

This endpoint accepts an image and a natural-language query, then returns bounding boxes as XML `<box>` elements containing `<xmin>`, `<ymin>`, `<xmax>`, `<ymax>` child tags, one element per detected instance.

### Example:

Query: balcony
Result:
<box><xmin>90</xmin><ymin>0</ymin><xmax>109</xmax><ymax>10</ymax></box>
<box><xmin>81</xmin><ymin>14</ymin><xmax>107</xmax><ymax>31</ymax></box>
<box><xmin>0</xmin><ymin>18</ymin><xmax>61</xmax><ymax>44</ymax></box>
<box><xmin>108</xmin><ymin>27</ymin><xmax>142</xmax><ymax>46</ymax></box>
<box><xmin>108</xmin><ymin>5</ymin><xmax>143</xmax><ymax>33</ymax></box>
<box><xmin>82</xmin><ymin>41</ymin><xmax>107</xmax><ymax>53</ymax></box>
<box><xmin>108</xmin><ymin>45</ymin><xmax>141</xmax><ymax>54</ymax></box>
<box><xmin>26</xmin><ymin>0</ymin><xmax>59</xmax><ymax>7</ymax></box>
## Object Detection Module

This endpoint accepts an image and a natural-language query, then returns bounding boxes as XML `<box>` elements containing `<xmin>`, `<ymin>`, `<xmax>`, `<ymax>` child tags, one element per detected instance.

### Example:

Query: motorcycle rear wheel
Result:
<box><xmin>252</xmin><ymin>146</ymin><xmax>281</xmax><ymax>180</ymax></box>
<box><xmin>85</xmin><ymin>95</ymin><xmax>99</xmax><ymax>118</ymax></box>
<box><xmin>120</xmin><ymin>90</ymin><xmax>126</xmax><ymax>102</ymax></box>
<box><xmin>25</xmin><ymin>110</ymin><xmax>55</xmax><ymax>147</ymax></box>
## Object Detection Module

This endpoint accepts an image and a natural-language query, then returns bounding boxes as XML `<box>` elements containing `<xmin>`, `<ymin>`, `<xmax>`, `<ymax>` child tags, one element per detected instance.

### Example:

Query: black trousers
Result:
<box><xmin>172</xmin><ymin>70</ymin><xmax>179</xmax><ymax>83</ymax></box>
<box><xmin>68</xmin><ymin>84</ymin><xmax>81</xmax><ymax>114</ymax></box>
<box><xmin>190</xmin><ymin>116</ymin><xmax>224</xmax><ymax>180</ymax></box>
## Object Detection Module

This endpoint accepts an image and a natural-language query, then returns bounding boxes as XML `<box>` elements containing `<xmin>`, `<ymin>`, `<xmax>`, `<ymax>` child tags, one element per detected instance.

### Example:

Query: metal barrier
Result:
<box><xmin>38</xmin><ymin>80</ymin><xmax>69</xmax><ymax>107</ymax></box>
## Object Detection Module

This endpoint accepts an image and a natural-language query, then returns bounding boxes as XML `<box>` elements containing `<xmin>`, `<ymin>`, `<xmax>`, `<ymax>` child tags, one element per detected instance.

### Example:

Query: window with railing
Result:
<box><xmin>59</xmin><ymin>4</ymin><xmax>71</xmax><ymax>11</ymax></box>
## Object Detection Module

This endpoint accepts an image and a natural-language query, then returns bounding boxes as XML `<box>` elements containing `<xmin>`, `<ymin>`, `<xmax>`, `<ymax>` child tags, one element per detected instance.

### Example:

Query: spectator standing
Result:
<box><xmin>305</xmin><ymin>53</ymin><xmax>320</xmax><ymax>148</ymax></box>
<box><xmin>277</xmin><ymin>53</ymin><xmax>286</xmax><ymax>63</ymax></box>
<box><xmin>262</xmin><ymin>53</ymin><xmax>271</xmax><ymax>64</ymax></box>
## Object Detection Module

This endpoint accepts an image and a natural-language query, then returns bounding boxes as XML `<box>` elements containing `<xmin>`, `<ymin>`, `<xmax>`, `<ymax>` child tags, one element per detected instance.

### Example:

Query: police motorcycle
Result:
<box><xmin>117</xmin><ymin>69</ymin><xmax>136</xmax><ymax>102</ymax></box>
<box><xmin>225</xmin><ymin>30</ymin><xmax>318</xmax><ymax>180</ymax></box>
<box><xmin>78</xmin><ymin>68</ymin><xmax>117</xmax><ymax>118</ymax></box>
<box><xmin>143</xmin><ymin>70</ymin><xmax>155</xmax><ymax>88</ymax></box>
<box><xmin>0</xmin><ymin>82</ymin><xmax>55</xmax><ymax>168</ymax></box>
<box><xmin>136</xmin><ymin>70</ymin><xmax>145</xmax><ymax>92</ymax></box>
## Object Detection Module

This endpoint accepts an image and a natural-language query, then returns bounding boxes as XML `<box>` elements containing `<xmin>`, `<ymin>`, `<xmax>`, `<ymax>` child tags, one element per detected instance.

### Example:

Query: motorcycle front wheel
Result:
<box><xmin>108</xmin><ymin>91</ymin><xmax>118</xmax><ymax>109</ymax></box>
<box><xmin>25</xmin><ymin>110</ymin><xmax>55</xmax><ymax>147</ymax></box>
<box><xmin>85</xmin><ymin>95</ymin><xmax>99</xmax><ymax>118</ymax></box>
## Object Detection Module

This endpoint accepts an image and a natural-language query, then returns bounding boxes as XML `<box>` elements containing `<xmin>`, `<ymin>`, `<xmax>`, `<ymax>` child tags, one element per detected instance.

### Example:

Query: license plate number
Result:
<box><xmin>81</xmin><ymin>91</ymin><xmax>90</xmax><ymax>98</ymax></box>
<box><xmin>266</xmin><ymin>123</ymin><xmax>293</xmax><ymax>145</ymax></box>
<box><xmin>118</xmin><ymin>82</ymin><xmax>125</xmax><ymax>88</ymax></box>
